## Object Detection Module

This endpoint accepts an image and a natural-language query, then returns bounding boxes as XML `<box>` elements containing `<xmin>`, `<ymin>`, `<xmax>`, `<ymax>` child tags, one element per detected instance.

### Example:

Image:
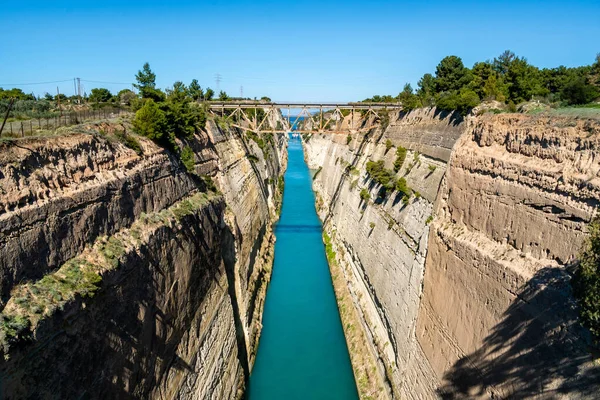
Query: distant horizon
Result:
<box><xmin>1</xmin><ymin>0</ymin><xmax>599</xmax><ymax>102</ymax></box>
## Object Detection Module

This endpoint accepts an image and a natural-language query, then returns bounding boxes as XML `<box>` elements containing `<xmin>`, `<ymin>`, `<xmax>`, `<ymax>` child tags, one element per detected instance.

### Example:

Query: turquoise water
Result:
<box><xmin>247</xmin><ymin>136</ymin><xmax>358</xmax><ymax>400</ymax></box>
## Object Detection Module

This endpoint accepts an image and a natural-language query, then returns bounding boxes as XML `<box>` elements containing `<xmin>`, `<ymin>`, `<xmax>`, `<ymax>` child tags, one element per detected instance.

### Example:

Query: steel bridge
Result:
<box><xmin>207</xmin><ymin>102</ymin><xmax>402</xmax><ymax>134</ymax></box>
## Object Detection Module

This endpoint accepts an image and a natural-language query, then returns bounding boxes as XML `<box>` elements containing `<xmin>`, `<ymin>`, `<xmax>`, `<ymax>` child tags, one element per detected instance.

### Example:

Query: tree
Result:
<box><xmin>205</xmin><ymin>88</ymin><xmax>215</xmax><ymax>101</ymax></box>
<box><xmin>0</xmin><ymin>88</ymin><xmax>35</xmax><ymax>100</ymax></box>
<box><xmin>188</xmin><ymin>79</ymin><xmax>204</xmax><ymax>101</ymax></box>
<box><xmin>561</xmin><ymin>76</ymin><xmax>600</xmax><ymax>105</ymax></box>
<box><xmin>44</xmin><ymin>93</ymin><xmax>54</xmax><ymax>101</ymax></box>
<box><xmin>573</xmin><ymin>215</ymin><xmax>600</xmax><ymax>341</ymax></box>
<box><xmin>88</xmin><ymin>88</ymin><xmax>113</xmax><ymax>103</ymax></box>
<box><xmin>118</xmin><ymin>89</ymin><xmax>137</xmax><ymax>105</ymax></box>
<box><xmin>132</xmin><ymin>99</ymin><xmax>167</xmax><ymax>140</ymax></box>
<box><xmin>417</xmin><ymin>73</ymin><xmax>436</xmax><ymax>106</ymax></box>
<box><xmin>398</xmin><ymin>83</ymin><xmax>420</xmax><ymax>111</ymax></box>
<box><xmin>493</xmin><ymin>50</ymin><xmax>517</xmax><ymax>75</ymax></box>
<box><xmin>218</xmin><ymin>91</ymin><xmax>229</xmax><ymax>101</ymax></box>
<box><xmin>434</xmin><ymin>56</ymin><xmax>472</xmax><ymax>92</ymax></box>
<box><xmin>134</xmin><ymin>62</ymin><xmax>163</xmax><ymax>100</ymax></box>
<box><xmin>168</xmin><ymin>81</ymin><xmax>188</xmax><ymax>102</ymax></box>
<box><xmin>470</xmin><ymin>62</ymin><xmax>507</xmax><ymax>101</ymax></box>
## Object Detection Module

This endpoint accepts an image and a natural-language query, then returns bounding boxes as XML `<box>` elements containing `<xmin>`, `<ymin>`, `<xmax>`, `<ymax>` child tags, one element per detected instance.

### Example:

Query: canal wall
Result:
<box><xmin>0</xmin><ymin>118</ymin><xmax>287</xmax><ymax>398</ymax></box>
<box><xmin>304</xmin><ymin>108</ymin><xmax>600</xmax><ymax>399</ymax></box>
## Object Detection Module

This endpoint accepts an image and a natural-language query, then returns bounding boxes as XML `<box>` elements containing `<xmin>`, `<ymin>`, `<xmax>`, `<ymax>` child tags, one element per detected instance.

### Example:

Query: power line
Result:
<box><xmin>80</xmin><ymin>79</ymin><xmax>131</xmax><ymax>85</ymax></box>
<box><xmin>215</xmin><ymin>73</ymin><xmax>222</xmax><ymax>92</ymax></box>
<box><xmin>0</xmin><ymin>79</ymin><xmax>73</xmax><ymax>86</ymax></box>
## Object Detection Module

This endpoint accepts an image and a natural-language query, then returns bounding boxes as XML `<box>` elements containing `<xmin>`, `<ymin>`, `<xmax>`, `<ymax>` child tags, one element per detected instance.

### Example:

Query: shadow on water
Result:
<box><xmin>437</xmin><ymin>266</ymin><xmax>600</xmax><ymax>399</ymax></box>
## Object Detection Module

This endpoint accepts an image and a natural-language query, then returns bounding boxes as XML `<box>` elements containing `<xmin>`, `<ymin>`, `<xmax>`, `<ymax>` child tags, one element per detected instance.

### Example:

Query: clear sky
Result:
<box><xmin>1</xmin><ymin>0</ymin><xmax>599</xmax><ymax>102</ymax></box>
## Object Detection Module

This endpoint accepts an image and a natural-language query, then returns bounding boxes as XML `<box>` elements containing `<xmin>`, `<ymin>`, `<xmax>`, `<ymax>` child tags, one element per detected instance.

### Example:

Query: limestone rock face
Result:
<box><xmin>304</xmin><ymin>107</ymin><xmax>461</xmax><ymax>399</ymax></box>
<box><xmin>419</xmin><ymin>114</ymin><xmax>600</xmax><ymax>399</ymax></box>
<box><xmin>0</xmin><ymin>119</ymin><xmax>287</xmax><ymax>399</ymax></box>
<box><xmin>306</xmin><ymin>109</ymin><xmax>600</xmax><ymax>399</ymax></box>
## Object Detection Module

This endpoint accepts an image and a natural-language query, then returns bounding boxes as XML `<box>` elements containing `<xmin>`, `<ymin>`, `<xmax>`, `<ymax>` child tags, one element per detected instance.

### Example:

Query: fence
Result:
<box><xmin>0</xmin><ymin>107</ymin><xmax>129</xmax><ymax>138</ymax></box>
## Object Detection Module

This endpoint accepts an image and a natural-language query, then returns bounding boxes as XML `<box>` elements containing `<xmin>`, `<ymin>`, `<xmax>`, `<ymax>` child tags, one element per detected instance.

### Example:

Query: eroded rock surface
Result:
<box><xmin>0</xmin><ymin>119</ymin><xmax>287</xmax><ymax>399</ymax></box>
<box><xmin>305</xmin><ymin>109</ymin><xmax>600</xmax><ymax>399</ymax></box>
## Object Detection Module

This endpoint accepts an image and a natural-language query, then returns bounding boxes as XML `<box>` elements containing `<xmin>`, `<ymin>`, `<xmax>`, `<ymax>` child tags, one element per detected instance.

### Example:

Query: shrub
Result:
<box><xmin>396</xmin><ymin>177</ymin><xmax>411</xmax><ymax>196</ymax></box>
<box><xmin>428</xmin><ymin>164</ymin><xmax>437</xmax><ymax>172</ymax></box>
<box><xmin>346</xmin><ymin>135</ymin><xmax>352</xmax><ymax>145</ymax></box>
<box><xmin>132</xmin><ymin>99</ymin><xmax>167</xmax><ymax>140</ymax></box>
<box><xmin>366</xmin><ymin>160</ymin><xmax>396</xmax><ymax>191</ymax></box>
<box><xmin>180</xmin><ymin>145</ymin><xmax>195</xmax><ymax>173</ymax></box>
<box><xmin>360</xmin><ymin>188</ymin><xmax>370</xmax><ymax>201</ymax></box>
<box><xmin>385</xmin><ymin>139</ymin><xmax>393</xmax><ymax>152</ymax></box>
<box><xmin>426</xmin><ymin>215</ymin><xmax>433</xmax><ymax>225</ymax></box>
<box><xmin>394</xmin><ymin>147</ymin><xmax>407</xmax><ymax>172</ymax></box>
<box><xmin>573</xmin><ymin>215</ymin><xmax>600</xmax><ymax>340</ymax></box>
<box><xmin>115</xmin><ymin>131</ymin><xmax>142</xmax><ymax>155</ymax></box>
<box><xmin>369</xmin><ymin>222</ymin><xmax>376</xmax><ymax>229</ymax></box>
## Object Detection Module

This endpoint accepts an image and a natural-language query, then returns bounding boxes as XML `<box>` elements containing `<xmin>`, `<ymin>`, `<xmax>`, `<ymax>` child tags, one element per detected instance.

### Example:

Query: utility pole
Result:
<box><xmin>77</xmin><ymin>77</ymin><xmax>82</xmax><ymax>104</ymax></box>
<box><xmin>73</xmin><ymin>78</ymin><xmax>78</xmax><ymax>103</ymax></box>
<box><xmin>240</xmin><ymin>86</ymin><xmax>243</xmax><ymax>99</ymax></box>
<box><xmin>0</xmin><ymin>98</ymin><xmax>15</xmax><ymax>137</ymax></box>
<box><xmin>57</xmin><ymin>87</ymin><xmax>62</xmax><ymax>116</ymax></box>
<box><xmin>215</xmin><ymin>73</ymin><xmax>222</xmax><ymax>92</ymax></box>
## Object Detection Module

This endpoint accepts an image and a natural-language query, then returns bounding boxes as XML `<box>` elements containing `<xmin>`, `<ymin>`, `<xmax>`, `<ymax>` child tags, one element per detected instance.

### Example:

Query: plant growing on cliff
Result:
<box><xmin>385</xmin><ymin>139</ymin><xmax>393</xmax><ymax>152</ymax></box>
<box><xmin>394</xmin><ymin>147</ymin><xmax>407</xmax><ymax>172</ymax></box>
<box><xmin>346</xmin><ymin>135</ymin><xmax>352</xmax><ymax>145</ymax></box>
<box><xmin>180</xmin><ymin>145</ymin><xmax>195</xmax><ymax>173</ymax></box>
<box><xmin>132</xmin><ymin>99</ymin><xmax>167</xmax><ymax>140</ymax></box>
<box><xmin>360</xmin><ymin>188</ymin><xmax>370</xmax><ymax>201</ymax></box>
<box><xmin>366</xmin><ymin>160</ymin><xmax>396</xmax><ymax>193</ymax></box>
<box><xmin>573</xmin><ymin>215</ymin><xmax>600</xmax><ymax>341</ymax></box>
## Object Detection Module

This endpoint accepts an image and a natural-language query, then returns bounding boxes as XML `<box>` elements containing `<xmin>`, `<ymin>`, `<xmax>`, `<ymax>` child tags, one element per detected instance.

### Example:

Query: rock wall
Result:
<box><xmin>0</xmin><ymin>118</ymin><xmax>287</xmax><ymax>399</ymax></box>
<box><xmin>419</xmin><ymin>114</ymin><xmax>600</xmax><ymax>399</ymax></box>
<box><xmin>305</xmin><ymin>109</ymin><xmax>600</xmax><ymax>399</ymax></box>
<box><xmin>304</xmin><ymin>108</ymin><xmax>464</xmax><ymax>399</ymax></box>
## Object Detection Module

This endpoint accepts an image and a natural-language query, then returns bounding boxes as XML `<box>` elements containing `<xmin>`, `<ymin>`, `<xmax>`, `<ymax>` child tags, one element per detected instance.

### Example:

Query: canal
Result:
<box><xmin>247</xmin><ymin>135</ymin><xmax>358</xmax><ymax>399</ymax></box>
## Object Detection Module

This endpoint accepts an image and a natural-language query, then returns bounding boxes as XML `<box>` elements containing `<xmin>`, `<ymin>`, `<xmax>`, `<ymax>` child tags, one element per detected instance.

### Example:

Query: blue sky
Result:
<box><xmin>1</xmin><ymin>0</ymin><xmax>599</xmax><ymax>102</ymax></box>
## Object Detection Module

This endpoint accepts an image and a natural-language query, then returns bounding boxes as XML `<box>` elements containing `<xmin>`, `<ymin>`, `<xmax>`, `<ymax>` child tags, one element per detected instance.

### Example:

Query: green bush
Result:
<box><xmin>115</xmin><ymin>131</ymin><xmax>142</xmax><ymax>155</ymax></box>
<box><xmin>132</xmin><ymin>99</ymin><xmax>167</xmax><ymax>140</ymax></box>
<box><xmin>395</xmin><ymin>177</ymin><xmax>411</xmax><ymax>196</ymax></box>
<box><xmin>346</xmin><ymin>135</ymin><xmax>352</xmax><ymax>145</ymax></box>
<box><xmin>366</xmin><ymin>160</ymin><xmax>396</xmax><ymax>191</ymax></box>
<box><xmin>385</xmin><ymin>139</ymin><xmax>393</xmax><ymax>152</ymax></box>
<box><xmin>573</xmin><ymin>216</ymin><xmax>600</xmax><ymax>340</ymax></box>
<box><xmin>180</xmin><ymin>145</ymin><xmax>195</xmax><ymax>173</ymax></box>
<box><xmin>360</xmin><ymin>188</ymin><xmax>370</xmax><ymax>201</ymax></box>
<box><xmin>394</xmin><ymin>147</ymin><xmax>407</xmax><ymax>172</ymax></box>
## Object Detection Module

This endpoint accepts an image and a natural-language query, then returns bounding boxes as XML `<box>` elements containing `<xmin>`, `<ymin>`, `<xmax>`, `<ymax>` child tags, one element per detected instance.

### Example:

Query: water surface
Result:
<box><xmin>248</xmin><ymin>136</ymin><xmax>358</xmax><ymax>399</ymax></box>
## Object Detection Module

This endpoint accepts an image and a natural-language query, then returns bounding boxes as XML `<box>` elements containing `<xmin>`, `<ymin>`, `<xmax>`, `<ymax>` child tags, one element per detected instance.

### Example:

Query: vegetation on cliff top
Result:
<box><xmin>573</xmin><ymin>215</ymin><xmax>600</xmax><ymax>342</ymax></box>
<box><xmin>0</xmin><ymin>191</ymin><xmax>221</xmax><ymax>357</ymax></box>
<box><xmin>365</xmin><ymin>51</ymin><xmax>600</xmax><ymax>115</ymax></box>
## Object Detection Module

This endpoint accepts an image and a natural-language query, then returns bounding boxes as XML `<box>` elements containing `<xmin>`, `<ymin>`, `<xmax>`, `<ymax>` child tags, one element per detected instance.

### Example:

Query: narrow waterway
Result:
<box><xmin>248</xmin><ymin>136</ymin><xmax>358</xmax><ymax>399</ymax></box>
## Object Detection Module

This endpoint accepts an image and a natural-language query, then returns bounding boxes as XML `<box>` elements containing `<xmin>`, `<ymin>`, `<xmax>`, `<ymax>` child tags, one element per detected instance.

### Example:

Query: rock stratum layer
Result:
<box><xmin>305</xmin><ymin>109</ymin><xmax>600</xmax><ymax>399</ymax></box>
<box><xmin>0</xmin><ymin>118</ymin><xmax>287</xmax><ymax>399</ymax></box>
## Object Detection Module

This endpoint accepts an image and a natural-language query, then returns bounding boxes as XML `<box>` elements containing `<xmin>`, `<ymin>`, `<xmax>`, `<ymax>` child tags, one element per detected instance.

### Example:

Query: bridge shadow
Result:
<box><xmin>437</xmin><ymin>266</ymin><xmax>600</xmax><ymax>399</ymax></box>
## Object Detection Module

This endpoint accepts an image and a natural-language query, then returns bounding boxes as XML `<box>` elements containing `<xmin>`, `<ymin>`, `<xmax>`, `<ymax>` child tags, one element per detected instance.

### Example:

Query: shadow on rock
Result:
<box><xmin>437</xmin><ymin>266</ymin><xmax>600</xmax><ymax>399</ymax></box>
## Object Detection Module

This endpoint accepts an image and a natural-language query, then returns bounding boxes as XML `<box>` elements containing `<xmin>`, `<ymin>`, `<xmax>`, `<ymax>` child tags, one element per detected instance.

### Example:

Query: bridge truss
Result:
<box><xmin>207</xmin><ymin>102</ymin><xmax>402</xmax><ymax>134</ymax></box>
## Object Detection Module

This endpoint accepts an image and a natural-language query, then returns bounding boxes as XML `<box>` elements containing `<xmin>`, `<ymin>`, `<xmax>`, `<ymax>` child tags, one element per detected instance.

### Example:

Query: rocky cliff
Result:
<box><xmin>305</xmin><ymin>109</ymin><xmax>600</xmax><ymax>399</ymax></box>
<box><xmin>0</xmin><ymin>117</ymin><xmax>287</xmax><ymax>399</ymax></box>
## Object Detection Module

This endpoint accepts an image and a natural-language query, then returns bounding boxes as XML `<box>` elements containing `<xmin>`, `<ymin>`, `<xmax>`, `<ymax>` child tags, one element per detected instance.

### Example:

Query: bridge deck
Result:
<box><xmin>207</xmin><ymin>102</ymin><xmax>401</xmax><ymax>110</ymax></box>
